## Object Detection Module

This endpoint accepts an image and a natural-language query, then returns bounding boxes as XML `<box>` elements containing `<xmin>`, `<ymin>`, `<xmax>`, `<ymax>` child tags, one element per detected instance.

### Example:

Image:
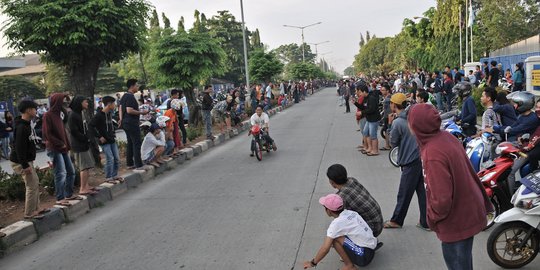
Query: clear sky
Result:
<box><xmin>0</xmin><ymin>0</ymin><xmax>436</xmax><ymax>73</ymax></box>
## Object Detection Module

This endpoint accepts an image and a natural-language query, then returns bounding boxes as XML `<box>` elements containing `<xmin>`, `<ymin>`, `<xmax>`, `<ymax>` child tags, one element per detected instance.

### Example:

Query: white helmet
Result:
<box><xmin>156</xmin><ymin>115</ymin><xmax>170</xmax><ymax>128</ymax></box>
<box><xmin>170</xmin><ymin>99</ymin><xmax>182</xmax><ymax>110</ymax></box>
<box><xmin>140</xmin><ymin>121</ymin><xmax>152</xmax><ymax>129</ymax></box>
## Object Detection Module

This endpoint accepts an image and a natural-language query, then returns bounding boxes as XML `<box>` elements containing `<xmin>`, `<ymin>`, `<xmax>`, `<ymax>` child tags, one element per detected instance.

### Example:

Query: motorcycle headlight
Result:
<box><xmin>480</xmin><ymin>172</ymin><xmax>497</xmax><ymax>182</ymax></box>
<box><xmin>495</xmin><ymin>144</ymin><xmax>507</xmax><ymax>155</ymax></box>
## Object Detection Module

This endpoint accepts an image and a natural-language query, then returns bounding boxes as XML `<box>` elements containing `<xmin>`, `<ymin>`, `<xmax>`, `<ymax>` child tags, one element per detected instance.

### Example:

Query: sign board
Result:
<box><xmin>533</xmin><ymin>70</ymin><xmax>540</xmax><ymax>87</ymax></box>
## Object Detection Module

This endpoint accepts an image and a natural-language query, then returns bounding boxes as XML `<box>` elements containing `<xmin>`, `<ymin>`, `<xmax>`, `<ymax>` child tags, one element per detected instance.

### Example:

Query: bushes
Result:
<box><xmin>37</xmin><ymin>167</ymin><xmax>55</xmax><ymax>196</ymax></box>
<box><xmin>186</xmin><ymin>126</ymin><xmax>203</xmax><ymax>141</ymax></box>
<box><xmin>0</xmin><ymin>170</ymin><xmax>25</xmax><ymax>201</ymax></box>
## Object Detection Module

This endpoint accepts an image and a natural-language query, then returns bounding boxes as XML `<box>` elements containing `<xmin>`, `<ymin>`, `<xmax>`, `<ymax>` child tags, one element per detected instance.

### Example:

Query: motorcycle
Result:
<box><xmin>249</xmin><ymin>124</ymin><xmax>274</xmax><ymax>161</ymax></box>
<box><xmin>486</xmin><ymin>170</ymin><xmax>540</xmax><ymax>268</ymax></box>
<box><xmin>466</xmin><ymin>132</ymin><xmax>498</xmax><ymax>172</ymax></box>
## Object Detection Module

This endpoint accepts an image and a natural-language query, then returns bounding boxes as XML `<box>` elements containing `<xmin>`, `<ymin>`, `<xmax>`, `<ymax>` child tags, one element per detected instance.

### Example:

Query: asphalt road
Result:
<box><xmin>1</xmin><ymin>88</ymin><xmax>539</xmax><ymax>270</ymax></box>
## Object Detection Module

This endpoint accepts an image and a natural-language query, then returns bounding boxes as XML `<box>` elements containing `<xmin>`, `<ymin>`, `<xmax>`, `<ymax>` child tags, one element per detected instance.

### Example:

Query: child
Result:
<box><xmin>303</xmin><ymin>194</ymin><xmax>377</xmax><ymax>269</ymax></box>
<box><xmin>141</xmin><ymin>123</ymin><xmax>166</xmax><ymax>168</ymax></box>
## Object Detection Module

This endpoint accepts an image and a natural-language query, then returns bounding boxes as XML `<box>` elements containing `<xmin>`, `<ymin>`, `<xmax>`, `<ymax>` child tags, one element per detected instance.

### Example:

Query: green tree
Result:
<box><xmin>353</xmin><ymin>38</ymin><xmax>390</xmax><ymax>74</ymax></box>
<box><xmin>0</xmin><ymin>76</ymin><xmax>45</xmax><ymax>101</ymax></box>
<box><xmin>343</xmin><ymin>66</ymin><xmax>356</xmax><ymax>76</ymax></box>
<box><xmin>273</xmin><ymin>43</ymin><xmax>316</xmax><ymax>64</ymax></box>
<box><xmin>287</xmin><ymin>62</ymin><xmax>323</xmax><ymax>80</ymax></box>
<box><xmin>151</xmin><ymin>30</ymin><xmax>226</xmax><ymax>123</ymax></box>
<box><xmin>95</xmin><ymin>66</ymin><xmax>125</xmax><ymax>94</ymax></box>
<box><xmin>249</xmin><ymin>50</ymin><xmax>283</xmax><ymax>83</ymax></box>
<box><xmin>0</xmin><ymin>0</ymin><xmax>151</xmax><ymax>101</ymax></box>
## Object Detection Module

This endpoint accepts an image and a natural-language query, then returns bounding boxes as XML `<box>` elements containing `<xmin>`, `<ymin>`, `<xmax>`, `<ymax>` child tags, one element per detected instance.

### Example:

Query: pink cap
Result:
<box><xmin>319</xmin><ymin>194</ymin><xmax>343</xmax><ymax>211</ymax></box>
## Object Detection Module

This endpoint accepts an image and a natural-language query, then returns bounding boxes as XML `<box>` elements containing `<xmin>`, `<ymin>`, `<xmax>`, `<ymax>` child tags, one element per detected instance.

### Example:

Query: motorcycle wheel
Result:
<box><xmin>389</xmin><ymin>147</ymin><xmax>399</xmax><ymax>167</ymax></box>
<box><xmin>487</xmin><ymin>221</ymin><xmax>539</xmax><ymax>269</ymax></box>
<box><xmin>380</xmin><ymin>128</ymin><xmax>386</xmax><ymax>140</ymax></box>
<box><xmin>484</xmin><ymin>198</ymin><xmax>499</xmax><ymax>230</ymax></box>
<box><xmin>255</xmin><ymin>140</ymin><xmax>263</xmax><ymax>161</ymax></box>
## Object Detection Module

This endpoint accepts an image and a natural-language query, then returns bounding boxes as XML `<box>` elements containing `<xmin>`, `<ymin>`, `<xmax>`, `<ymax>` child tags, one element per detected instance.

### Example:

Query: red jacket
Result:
<box><xmin>408</xmin><ymin>104</ymin><xmax>491</xmax><ymax>242</ymax></box>
<box><xmin>42</xmin><ymin>93</ymin><xmax>70</xmax><ymax>153</ymax></box>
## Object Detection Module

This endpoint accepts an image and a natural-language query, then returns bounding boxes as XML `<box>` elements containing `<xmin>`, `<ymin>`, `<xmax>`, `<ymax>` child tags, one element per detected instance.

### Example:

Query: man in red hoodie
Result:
<box><xmin>408</xmin><ymin>104</ymin><xmax>492</xmax><ymax>270</ymax></box>
<box><xmin>42</xmin><ymin>93</ymin><xmax>78</xmax><ymax>206</ymax></box>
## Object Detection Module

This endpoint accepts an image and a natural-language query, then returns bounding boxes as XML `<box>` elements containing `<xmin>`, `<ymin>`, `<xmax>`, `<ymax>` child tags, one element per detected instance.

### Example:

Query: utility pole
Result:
<box><xmin>283</xmin><ymin>22</ymin><xmax>322</xmax><ymax>62</ymax></box>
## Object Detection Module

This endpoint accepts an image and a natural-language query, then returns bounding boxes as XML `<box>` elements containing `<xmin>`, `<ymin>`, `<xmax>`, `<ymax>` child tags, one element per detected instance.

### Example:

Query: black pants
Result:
<box><xmin>528</xmin><ymin>144</ymin><xmax>540</xmax><ymax>172</ymax></box>
<box><xmin>178</xmin><ymin>121</ymin><xmax>187</xmax><ymax>145</ymax></box>
<box><xmin>123</xmin><ymin>123</ymin><xmax>143</xmax><ymax>168</ymax></box>
<box><xmin>344</xmin><ymin>96</ymin><xmax>350</xmax><ymax>112</ymax></box>
<box><xmin>391</xmin><ymin>159</ymin><xmax>427</xmax><ymax>227</ymax></box>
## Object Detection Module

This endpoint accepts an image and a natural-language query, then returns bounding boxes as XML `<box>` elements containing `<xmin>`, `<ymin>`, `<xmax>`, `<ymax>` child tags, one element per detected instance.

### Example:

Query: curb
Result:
<box><xmin>0</xmin><ymin>87</ymin><xmax>327</xmax><ymax>258</ymax></box>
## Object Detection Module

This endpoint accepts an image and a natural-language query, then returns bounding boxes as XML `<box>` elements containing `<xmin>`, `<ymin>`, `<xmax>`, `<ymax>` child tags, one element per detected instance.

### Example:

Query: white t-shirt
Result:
<box><xmin>266</xmin><ymin>85</ymin><xmax>272</xmax><ymax>98</ymax></box>
<box><xmin>250</xmin><ymin>113</ymin><xmax>269</xmax><ymax>128</ymax></box>
<box><xmin>326</xmin><ymin>210</ymin><xmax>377</xmax><ymax>249</ymax></box>
<box><xmin>141</xmin><ymin>132</ymin><xmax>165</xmax><ymax>161</ymax></box>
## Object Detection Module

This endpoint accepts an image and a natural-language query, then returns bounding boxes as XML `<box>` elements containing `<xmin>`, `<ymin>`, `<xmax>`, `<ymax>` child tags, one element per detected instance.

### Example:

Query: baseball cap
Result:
<box><xmin>318</xmin><ymin>194</ymin><xmax>343</xmax><ymax>211</ymax></box>
<box><xmin>390</xmin><ymin>93</ymin><xmax>407</xmax><ymax>105</ymax></box>
<box><xmin>149</xmin><ymin>123</ymin><xmax>161</xmax><ymax>132</ymax></box>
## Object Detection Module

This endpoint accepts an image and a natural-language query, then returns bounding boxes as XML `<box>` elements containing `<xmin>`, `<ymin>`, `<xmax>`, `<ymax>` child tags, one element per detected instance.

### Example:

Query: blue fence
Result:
<box><xmin>480</xmin><ymin>52</ymin><xmax>540</xmax><ymax>73</ymax></box>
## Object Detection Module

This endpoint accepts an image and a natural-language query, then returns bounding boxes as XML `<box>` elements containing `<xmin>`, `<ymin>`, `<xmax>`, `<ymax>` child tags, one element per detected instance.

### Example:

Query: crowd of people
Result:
<box><xmin>304</xmin><ymin>63</ymin><xmax>537</xmax><ymax>270</ymax></box>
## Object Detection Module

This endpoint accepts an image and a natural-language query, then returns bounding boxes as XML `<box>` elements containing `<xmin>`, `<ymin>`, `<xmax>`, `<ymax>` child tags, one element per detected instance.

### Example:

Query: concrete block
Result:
<box><xmin>195</xmin><ymin>141</ymin><xmax>209</xmax><ymax>152</ymax></box>
<box><xmin>175</xmin><ymin>152</ymin><xmax>186</xmax><ymax>164</ymax></box>
<box><xmin>191</xmin><ymin>144</ymin><xmax>202</xmax><ymax>156</ymax></box>
<box><xmin>134</xmin><ymin>166</ymin><xmax>154</xmax><ymax>182</ymax></box>
<box><xmin>99</xmin><ymin>181</ymin><xmax>127</xmax><ymax>199</ymax></box>
<box><xmin>86</xmin><ymin>187</ymin><xmax>112</xmax><ymax>209</ymax></box>
<box><xmin>204</xmin><ymin>139</ymin><xmax>214</xmax><ymax>148</ymax></box>
<box><xmin>165</xmin><ymin>158</ymin><xmax>177</xmax><ymax>170</ymax></box>
<box><xmin>0</xmin><ymin>221</ymin><xmax>37</xmax><ymax>255</ymax></box>
<box><xmin>224</xmin><ymin>131</ymin><xmax>231</xmax><ymax>140</ymax></box>
<box><xmin>54</xmin><ymin>197</ymin><xmax>90</xmax><ymax>222</ymax></box>
<box><xmin>153</xmin><ymin>163</ymin><xmax>167</xmax><ymax>175</ymax></box>
<box><xmin>32</xmin><ymin>208</ymin><xmax>65</xmax><ymax>236</ymax></box>
<box><xmin>180</xmin><ymin>148</ymin><xmax>194</xmax><ymax>160</ymax></box>
<box><xmin>124</xmin><ymin>172</ymin><xmax>142</xmax><ymax>188</ymax></box>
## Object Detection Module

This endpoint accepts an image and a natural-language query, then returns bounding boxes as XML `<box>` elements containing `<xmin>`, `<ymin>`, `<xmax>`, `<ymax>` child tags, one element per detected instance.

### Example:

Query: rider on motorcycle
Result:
<box><xmin>249</xmin><ymin>105</ymin><xmax>276</xmax><ymax>156</ymax></box>
<box><xmin>454</xmin><ymin>82</ymin><xmax>477</xmax><ymax>136</ymax></box>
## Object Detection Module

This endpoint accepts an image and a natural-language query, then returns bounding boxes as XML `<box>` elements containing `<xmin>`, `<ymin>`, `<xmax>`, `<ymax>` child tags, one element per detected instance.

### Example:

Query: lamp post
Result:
<box><xmin>240</xmin><ymin>0</ymin><xmax>250</xmax><ymax>104</ymax></box>
<box><xmin>283</xmin><ymin>22</ymin><xmax>322</xmax><ymax>62</ymax></box>
<box><xmin>308</xmin><ymin>40</ymin><xmax>330</xmax><ymax>60</ymax></box>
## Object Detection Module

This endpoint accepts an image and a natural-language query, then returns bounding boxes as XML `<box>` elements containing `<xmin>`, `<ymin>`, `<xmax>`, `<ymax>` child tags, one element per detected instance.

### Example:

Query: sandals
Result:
<box><xmin>380</xmin><ymin>146</ymin><xmax>392</xmax><ymax>151</ymax></box>
<box><xmin>367</xmin><ymin>152</ymin><xmax>379</xmax><ymax>156</ymax></box>
<box><xmin>383</xmin><ymin>221</ymin><xmax>402</xmax><ymax>229</ymax></box>
<box><xmin>416</xmin><ymin>223</ymin><xmax>432</xmax><ymax>232</ymax></box>
<box><xmin>24</xmin><ymin>214</ymin><xmax>44</xmax><ymax>220</ymax></box>
<box><xmin>55</xmin><ymin>201</ymin><xmax>71</xmax><ymax>207</ymax></box>
<box><xmin>360</xmin><ymin>149</ymin><xmax>368</xmax><ymax>154</ymax></box>
<box><xmin>66</xmin><ymin>196</ymin><xmax>84</xmax><ymax>201</ymax></box>
<box><xmin>79</xmin><ymin>190</ymin><xmax>98</xmax><ymax>196</ymax></box>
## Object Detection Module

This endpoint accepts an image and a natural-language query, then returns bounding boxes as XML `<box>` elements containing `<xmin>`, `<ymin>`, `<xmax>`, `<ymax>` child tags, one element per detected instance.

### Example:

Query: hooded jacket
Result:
<box><xmin>408</xmin><ymin>104</ymin><xmax>491</xmax><ymax>243</ymax></box>
<box><xmin>9</xmin><ymin>116</ymin><xmax>36</xmax><ymax>169</ymax></box>
<box><xmin>42</xmin><ymin>93</ymin><xmax>70</xmax><ymax>153</ymax></box>
<box><xmin>361</xmin><ymin>91</ymin><xmax>381</xmax><ymax>123</ymax></box>
<box><xmin>67</xmin><ymin>96</ymin><xmax>90</xmax><ymax>152</ymax></box>
<box><xmin>91</xmin><ymin>109</ymin><xmax>116</xmax><ymax>145</ymax></box>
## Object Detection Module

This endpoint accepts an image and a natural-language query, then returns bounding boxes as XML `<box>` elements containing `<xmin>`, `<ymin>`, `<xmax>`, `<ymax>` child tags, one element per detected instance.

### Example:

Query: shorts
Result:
<box><xmin>212</xmin><ymin>111</ymin><xmax>228</xmax><ymax>123</ymax></box>
<box><xmin>363</xmin><ymin>121</ymin><xmax>379</xmax><ymax>139</ymax></box>
<box><xmin>343</xmin><ymin>237</ymin><xmax>375</xmax><ymax>267</ymax></box>
<box><xmin>144</xmin><ymin>150</ymin><xmax>156</xmax><ymax>164</ymax></box>
<box><xmin>73</xmin><ymin>150</ymin><xmax>95</xmax><ymax>171</ymax></box>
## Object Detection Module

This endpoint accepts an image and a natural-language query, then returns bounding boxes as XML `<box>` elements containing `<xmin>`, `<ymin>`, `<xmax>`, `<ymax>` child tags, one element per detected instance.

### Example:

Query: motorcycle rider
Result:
<box><xmin>488</xmin><ymin>92</ymin><xmax>540</xmax><ymax>192</ymax></box>
<box><xmin>454</xmin><ymin>82</ymin><xmax>477</xmax><ymax>137</ymax></box>
<box><xmin>249</xmin><ymin>105</ymin><xmax>276</xmax><ymax>156</ymax></box>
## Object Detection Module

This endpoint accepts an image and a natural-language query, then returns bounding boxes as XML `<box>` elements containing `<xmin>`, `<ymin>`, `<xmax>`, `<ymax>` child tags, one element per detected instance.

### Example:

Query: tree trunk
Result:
<box><xmin>184</xmin><ymin>87</ymin><xmax>203</xmax><ymax>127</ymax></box>
<box><xmin>69</xmin><ymin>58</ymin><xmax>101</xmax><ymax>113</ymax></box>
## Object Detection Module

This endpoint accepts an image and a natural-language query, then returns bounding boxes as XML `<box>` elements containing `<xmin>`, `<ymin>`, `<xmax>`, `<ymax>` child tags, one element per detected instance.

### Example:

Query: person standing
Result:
<box><xmin>177</xmin><ymin>90</ymin><xmax>188</xmax><ymax>146</ymax></box>
<box><xmin>91</xmin><ymin>96</ymin><xmax>121</xmax><ymax>183</ymax></box>
<box><xmin>119</xmin><ymin>79</ymin><xmax>149</xmax><ymax>170</ymax></box>
<box><xmin>343</xmin><ymin>81</ymin><xmax>351</xmax><ymax>113</ymax></box>
<box><xmin>202</xmin><ymin>85</ymin><xmax>215</xmax><ymax>139</ymax></box>
<box><xmin>68</xmin><ymin>96</ymin><xmax>97</xmax><ymax>196</ymax></box>
<box><xmin>384</xmin><ymin>93</ymin><xmax>429</xmax><ymax>230</ymax></box>
<box><xmin>487</xmin><ymin>61</ymin><xmax>500</xmax><ymax>88</ymax></box>
<box><xmin>42</xmin><ymin>93</ymin><xmax>77</xmax><ymax>206</ymax></box>
<box><xmin>380</xmin><ymin>84</ymin><xmax>392</xmax><ymax>150</ymax></box>
<box><xmin>358</xmin><ymin>83</ymin><xmax>380</xmax><ymax>156</ymax></box>
<box><xmin>432</xmin><ymin>71</ymin><xmax>444</xmax><ymax>111</ymax></box>
<box><xmin>442</xmin><ymin>72</ymin><xmax>454</xmax><ymax>112</ymax></box>
<box><xmin>10</xmin><ymin>100</ymin><xmax>49</xmax><ymax>219</ymax></box>
<box><xmin>512</xmin><ymin>63</ymin><xmax>525</xmax><ymax>91</ymax></box>
<box><xmin>408</xmin><ymin>104</ymin><xmax>491</xmax><ymax>270</ymax></box>
<box><xmin>0</xmin><ymin>111</ymin><xmax>11</xmax><ymax>159</ymax></box>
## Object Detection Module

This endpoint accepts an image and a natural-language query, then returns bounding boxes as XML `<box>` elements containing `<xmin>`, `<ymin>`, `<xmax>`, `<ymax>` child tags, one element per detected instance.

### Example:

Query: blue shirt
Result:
<box><xmin>461</xmin><ymin>96</ymin><xmax>477</xmax><ymax>126</ymax></box>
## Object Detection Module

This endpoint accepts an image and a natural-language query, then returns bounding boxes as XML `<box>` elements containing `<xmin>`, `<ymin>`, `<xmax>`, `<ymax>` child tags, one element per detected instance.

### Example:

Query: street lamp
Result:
<box><xmin>283</xmin><ymin>22</ymin><xmax>322</xmax><ymax>62</ymax></box>
<box><xmin>308</xmin><ymin>40</ymin><xmax>330</xmax><ymax>59</ymax></box>
<box><xmin>413</xmin><ymin>16</ymin><xmax>428</xmax><ymax>20</ymax></box>
<box><xmin>239</xmin><ymin>0</ymin><xmax>250</xmax><ymax>103</ymax></box>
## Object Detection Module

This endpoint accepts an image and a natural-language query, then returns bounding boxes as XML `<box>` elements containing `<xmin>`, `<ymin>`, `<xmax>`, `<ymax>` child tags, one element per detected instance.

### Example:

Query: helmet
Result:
<box><xmin>508</xmin><ymin>91</ymin><xmax>535</xmax><ymax>114</ymax></box>
<box><xmin>156</xmin><ymin>116</ymin><xmax>170</xmax><ymax>128</ymax></box>
<box><xmin>250</xmin><ymin>125</ymin><xmax>261</xmax><ymax>135</ymax></box>
<box><xmin>452</xmin><ymin>82</ymin><xmax>472</xmax><ymax>99</ymax></box>
<box><xmin>170</xmin><ymin>99</ymin><xmax>182</xmax><ymax>110</ymax></box>
<box><xmin>139</xmin><ymin>104</ymin><xmax>152</xmax><ymax>121</ymax></box>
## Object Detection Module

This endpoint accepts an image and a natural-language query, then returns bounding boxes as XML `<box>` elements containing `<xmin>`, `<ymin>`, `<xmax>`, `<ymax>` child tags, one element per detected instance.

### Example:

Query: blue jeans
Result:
<box><xmin>390</xmin><ymin>159</ymin><xmax>427</xmax><ymax>227</ymax></box>
<box><xmin>202</xmin><ymin>110</ymin><xmax>212</xmax><ymax>137</ymax></box>
<box><xmin>442</xmin><ymin>236</ymin><xmax>474</xmax><ymax>270</ymax></box>
<box><xmin>123</xmin><ymin>123</ymin><xmax>143</xmax><ymax>168</ymax></box>
<box><xmin>1</xmin><ymin>137</ymin><xmax>9</xmax><ymax>158</ymax></box>
<box><xmin>47</xmin><ymin>151</ymin><xmax>75</xmax><ymax>201</ymax></box>
<box><xmin>165</xmin><ymin>140</ymin><xmax>175</xmax><ymax>155</ymax></box>
<box><xmin>101</xmin><ymin>143</ymin><xmax>120</xmax><ymax>179</ymax></box>
<box><xmin>434</xmin><ymin>92</ymin><xmax>444</xmax><ymax>111</ymax></box>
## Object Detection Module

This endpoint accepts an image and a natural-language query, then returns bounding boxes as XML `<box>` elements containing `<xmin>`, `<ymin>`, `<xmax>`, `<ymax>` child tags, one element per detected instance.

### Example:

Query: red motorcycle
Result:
<box><xmin>249</xmin><ymin>125</ymin><xmax>274</xmax><ymax>161</ymax></box>
<box><xmin>478</xmin><ymin>142</ymin><xmax>527</xmax><ymax>228</ymax></box>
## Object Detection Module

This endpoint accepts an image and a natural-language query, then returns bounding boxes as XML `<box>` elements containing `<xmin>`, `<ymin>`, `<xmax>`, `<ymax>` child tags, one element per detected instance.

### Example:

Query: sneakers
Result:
<box><xmin>272</xmin><ymin>144</ymin><xmax>277</xmax><ymax>151</ymax></box>
<box><xmin>250</xmin><ymin>152</ymin><xmax>254</xmax><ymax>157</ymax></box>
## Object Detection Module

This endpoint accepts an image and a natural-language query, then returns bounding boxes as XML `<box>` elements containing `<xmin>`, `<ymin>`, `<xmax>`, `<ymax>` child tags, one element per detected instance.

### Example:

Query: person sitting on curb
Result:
<box><xmin>10</xmin><ymin>99</ymin><xmax>50</xmax><ymax>219</ymax></box>
<box><xmin>326</xmin><ymin>164</ymin><xmax>384</xmax><ymax>237</ymax></box>
<box><xmin>303</xmin><ymin>194</ymin><xmax>377</xmax><ymax>270</ymax></box>
<box><xmin>141</xmin><ymin>123</ymin><xmax>168</xmax><ymax>168</ymax></box>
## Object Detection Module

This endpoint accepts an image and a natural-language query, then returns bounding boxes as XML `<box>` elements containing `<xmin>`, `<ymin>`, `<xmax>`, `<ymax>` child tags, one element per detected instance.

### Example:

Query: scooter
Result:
<box><xmin>249</xmin><ymin>124</ymin><xmax>274</xmax><ymax>161</ymax></box>
<box><xmin>486</xmin><ymin>170</ymin><xmax>540</xmax><ymax>269</ymax></box>
<box><xmin>466</xmin><ymin>132</ymin><xmax>498</xmax><ymax>172</ymax></box>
